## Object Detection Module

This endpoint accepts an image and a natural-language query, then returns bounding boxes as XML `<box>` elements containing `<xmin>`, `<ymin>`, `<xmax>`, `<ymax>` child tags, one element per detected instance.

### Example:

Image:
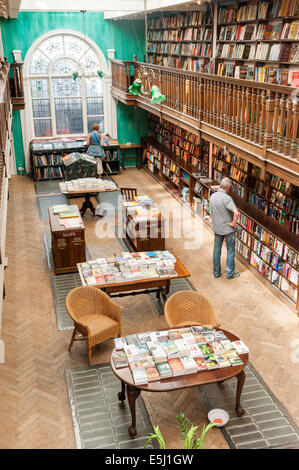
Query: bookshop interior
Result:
<box><xmin>0</xmin><ymin>0</ymin><xmax>299</xmax><ymax>452</ymax></box>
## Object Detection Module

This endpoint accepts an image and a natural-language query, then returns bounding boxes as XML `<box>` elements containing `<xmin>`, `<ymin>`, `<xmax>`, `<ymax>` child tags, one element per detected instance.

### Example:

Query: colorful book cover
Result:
<box><xmin>156</xmin><ymin>361</ymin><xmax>173</xmax><ymax>377</ymax></box>
<box><xmin>112</xmin><ymin>350</ymin><xmax>129</xmax><ymax>368</ymax></box>
<box><xmin>199</xmin><ymin>344</ymin><xmax>213</xmax><ymax>357</ymax></box>
<box><xmin>168</xmin><ymin>358</ymin><xmax>184</xmax><ymax>373</ymax></box>
<box><xmin>145</xmin><ymin>366</ymin><xmax>160</xmax><ymax>381</ymax></box>
<box><xmin>194</xmin><ymin>357</ymin><xmax>208</xmax><ymax>370</ymax></box>
<box><xmin>205</xmin><ymin>354</ymin><xmax>220</xmax><ymax>370</ymax></box>
<box><xmin>215</xmin><ymin>354</ymin><xmax>231</xmax><ymax>368</ymax></box>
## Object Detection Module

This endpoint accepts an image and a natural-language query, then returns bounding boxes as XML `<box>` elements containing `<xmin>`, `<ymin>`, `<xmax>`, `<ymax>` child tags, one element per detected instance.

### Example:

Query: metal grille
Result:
<box><xmin>55</xmin><ymin>98</ymin><xmax>83</xmax><ymax>135</ymax></box>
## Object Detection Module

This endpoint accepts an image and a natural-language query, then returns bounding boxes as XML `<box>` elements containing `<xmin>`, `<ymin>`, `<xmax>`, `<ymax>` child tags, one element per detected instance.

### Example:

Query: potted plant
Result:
<box><xmin>144</xmin><ymin>412</ymin><xmax>216</xmax><ymax>449</ymax></box>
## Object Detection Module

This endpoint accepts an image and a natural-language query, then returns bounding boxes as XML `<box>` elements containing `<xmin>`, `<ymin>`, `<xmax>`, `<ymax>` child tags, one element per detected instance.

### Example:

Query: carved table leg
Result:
<box><xmin>126</xmin><ymin>384</ymin><xmax>141</xmax><ymax>438</ymax></box>
<box><xmin>235</xmin><ymin>370</ymin><xmax>246</xmax><ymax>417</ymax></box>
<box><xmin>118</xmin><ymin>380</ymin><xmax>126</xmax><ymax>403</ymax></box>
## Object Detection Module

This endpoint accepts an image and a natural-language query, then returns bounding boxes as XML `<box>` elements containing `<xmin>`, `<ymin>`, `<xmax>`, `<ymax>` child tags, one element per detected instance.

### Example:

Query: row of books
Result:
<box><xmin>59</xmin><ymin>177</ymin><xmax>117</xmax><ymax>192</ymax></box>
<box><xmin>217</xmin><ymin>62</ymin><xmax>298</xmax><ymax>85</ymax></box>
<box><xmin>236</xmin><ymin>226</ymin><xmax>298</xmax><ymax>285</ymax></box>
<box><xmin>35</xmin><ymin>166</ymin><xmax>63</xmax><ymax>180</ymax></box>
<box><xmin>112</xmin><ymin>326</ymin><xmax>248</xmax><ymax>385</ymax></box>
<box><xmin>32</xmin><ymin>153</ymin><xmax>62</xmax><ymax>167</ymax></box>
<box><xmin>79</xmin><ymin>251</ymin><xmax>178</xmax><ymax>287</ymax></box>
<box><xmin>147</xmin><ymin>42</ymin><xmax>211</xmax><ymax>58</ymax></box>
<box><xmin>52</xmin><ymin>204</ymin><xmax>84</xmax><ymax>230</ymax></box>
<box><xmin>148</xmin><ymin>27</ymin><xmax>212</xmax><ymax>42</ymax></box>
<box><xmin>270</xmin><ymin>188</ymin><xmax>294</xmax><ymax>212</ymax></box>
<box><xmin>213</xmin><ymin>146</ymin><xmax>249</xmax><ymax>171</ymax></box>
<box><xmin>148</xmin><ymin>11</ymin><xmax>211</xmax><ymax>30</ymax></box>
<box><xmin>248</xmin><ymin>191</ymin><xmax>268</xmax><ymax>212</ymax></box>
<box><xmin>216</xmin><ymin>41</ymin><xmax>299</xmax><ymax>62</ymax></box>
<box><xmin>147</xmin><ymin>54</ymin><xmax>210</xmax><ymax>73</ymax></box>
<box><xmin>218</xmin><ymin>0</ymin><xmax>298</xmax><ymax>23</ymax></box>
<box><xmin>31</xmin><ymin>137</ymin><xmax>87</xmax><ymax>151</ymax></box>
<box><xmin>271</xmin><ymin>174</ymin><xmax>294</xmax><ymax>195</ymax></box>
<box><xmin>268</xmin><ymin>203</ymin><xmax>299</xmax><ymax>232</ymax></box>
<box><xmin>238</xmin><ymin>213</ymin><xmax>298</xmax><ymax>266</ymax></box>
<box><xmin>150</xmin><ymin>115</ymin><xmax>200</xmax><ymax>145</ymax></box>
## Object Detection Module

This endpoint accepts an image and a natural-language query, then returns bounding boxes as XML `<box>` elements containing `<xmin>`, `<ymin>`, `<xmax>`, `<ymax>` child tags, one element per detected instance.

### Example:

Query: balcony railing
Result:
<box><xmin>111</xmin><ymin>59</ymin><xmax>299</xmax><ymax>163</ymax></box>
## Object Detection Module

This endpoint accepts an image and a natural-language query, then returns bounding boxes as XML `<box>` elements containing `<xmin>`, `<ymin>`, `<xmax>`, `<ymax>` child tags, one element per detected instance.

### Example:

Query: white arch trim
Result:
<box><xmin>20</xmin><ymin>29</ymin><xmax>117</xmax><ymax>174</ymax></box>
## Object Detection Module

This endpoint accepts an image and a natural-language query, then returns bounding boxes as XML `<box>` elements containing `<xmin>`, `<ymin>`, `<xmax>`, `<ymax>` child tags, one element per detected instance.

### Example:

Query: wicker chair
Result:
<box><xmin>164</xmin><ymin>290</ymin><xmax>220</xmax><ymax>329</ymax></box>
<box><xmin>66</xmin><ymin>286</ymin><xmax>123</xmax><ymax>366</ymax></box>
<box><xmin>120</xmin><ymin>187</ymin><xmax>138</xmax><ymax>201</ymax></box>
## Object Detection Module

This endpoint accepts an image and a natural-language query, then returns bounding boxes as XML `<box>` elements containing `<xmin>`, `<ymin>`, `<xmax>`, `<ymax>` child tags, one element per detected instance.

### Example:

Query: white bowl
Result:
<box><xmin>208</xmin><ymin>409</ymin><xmax>229</xmax><ymax>427</ymax></box>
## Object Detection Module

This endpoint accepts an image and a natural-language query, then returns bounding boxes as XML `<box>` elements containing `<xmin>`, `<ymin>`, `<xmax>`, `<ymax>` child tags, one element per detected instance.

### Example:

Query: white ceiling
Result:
<box><xmin>19</xmin><ymin>0</ymin><xmax>206</xmax><ymax>14</ymax></box>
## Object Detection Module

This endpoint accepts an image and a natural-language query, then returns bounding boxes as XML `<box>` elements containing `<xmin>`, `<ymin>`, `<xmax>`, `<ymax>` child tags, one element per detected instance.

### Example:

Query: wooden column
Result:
<box><xmin>278</xmin><ymin>94</ymin><xmax>287</xmax><ymax>154</ymax></box>
<box><xmin>244</xmin><ymin>87</ymin><xmax>252</xmax><ymax>140</ymax></box>
<box><xmin>285</xmin><ymin>96</ymin><xmax>293</xmax><ymax>157</ymax></box>
<box><xmin>272</xmin><ymin>92</ymin><xmax>281</xmax><ymax>151</ymax></box>
<box><xmin>291</xmin><ymin>96</ymin><xmax>299</xmax><ymax>159</ymax></box>
<box><xmin>236</xmin><ymin>85</ymin><xmax>242</xmax><ymax>136</ymax></box>
<box><xmin>264</xmin><ymin>90</ymin><xmax>275</xmax><ymax>150</ymax></box>
<box><xmin>259</xmin><ymin>90</ymin><xmax>267</xmax><ymax>146</ymax></box>
<box><xmin>249</xmin><ymin>88</ymin><xmax>256</xmax><ymax>142</ymax></box>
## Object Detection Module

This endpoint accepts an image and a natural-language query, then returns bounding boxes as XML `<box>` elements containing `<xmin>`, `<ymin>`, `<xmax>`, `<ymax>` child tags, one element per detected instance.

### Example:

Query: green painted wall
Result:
<box><xmin>12</xmin><ymin>110</ymin><xmax>25</xmax><ymax>173</ymax></box>
<box><xmin>117</xmin><ymin>103</ymin><xmax>148</xmax><ymax>167</ymax></box>
<box><xmin>0</xmin><ymin>12</ymin><xmax>146</xmax><ymax>173</ymax></box>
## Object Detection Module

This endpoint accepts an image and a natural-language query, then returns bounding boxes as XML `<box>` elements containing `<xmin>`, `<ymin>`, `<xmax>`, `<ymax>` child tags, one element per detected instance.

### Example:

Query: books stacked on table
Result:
<box><xmin>78</xmin><ymin>250</ymin><xmax>178</xmax><ymax>286</ymax></box>
<box><xmin>59</xmin><ymin>177</ymin><xmax>117</xmax><ymax>193</ymax></box>
<box><xmin>122</xmin><ymin>197</ymin><xmax>161</xmax><ymax>223</ymax></box>
<box><xmin>111</xmin><ymin>326</ymin><xmax>249</xmax><ymax>385</ymax></box>
<box><xmin>51</xmin><ymin>205</ymin><xmax>84</xmax><ymax>230</ymax></box>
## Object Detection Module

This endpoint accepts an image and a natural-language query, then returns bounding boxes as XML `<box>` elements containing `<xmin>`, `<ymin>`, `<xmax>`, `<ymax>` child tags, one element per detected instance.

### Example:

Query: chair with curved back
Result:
<box><xmin>120</xmin><ymin>187</ymin><xmax>138</xmax><ymax>201</ymax></box>
<box><xmin>164</xmin><ymin>290</ymin><xmax>220</xmax><ymax>328</ymax></box>
<box><xmin>66</xmin><ymin>286</ymin><xmax>123</xmax><ymax>366</ymax></box>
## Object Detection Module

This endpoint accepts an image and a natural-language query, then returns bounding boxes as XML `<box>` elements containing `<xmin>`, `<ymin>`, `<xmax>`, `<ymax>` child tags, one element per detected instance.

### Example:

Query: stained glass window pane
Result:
<box><xmin>64</xmin><ymin>35</ymin><xmax>88</xmax><ymax>58</ymax></box>
<box><xmin>34</xmin><ymin>119</ymin><xmax>52</xmax><ymax>137</ymax></box>
<box><xmin>87</xmin><ymin>97</ymin><xmax>103</xmax><ymax>115</ymax></box>
<box><xmin>39</xmin><ymin>36</ymin><xmax>64</xmax><ymax>60</ymax></box>
<box><xmin>52</xmin><ymin>58</ymin><xmax>78</xmax><ymax>75</ymax></box>
<box><xmin>30</xmin><ymin>79</ymin><xmax>49</xmax><ymax>99</ymax></box>
<box><xmin>87</xmin><ymin>116</ymin><xmax>104</xmax><ymax>133</ymax></box>
<box><xmin>82</xmin><ymin>50</ymin><xmax>101</xmax><ymax>75</ymax></box>
<box><xmin>86</xmin><ymin>77</ymin><xmax>102</xmax><ymax>96</ymax></box>
<box><xmin>55</xmin><ymin>98</ymin><xmax>83</xmax><ymax>134</ymax></box>
<box><xmin>30</xmin><ymin>50</ymin><xmax>51</xmax><ymax>75</ymax></box>
<box><xmin>32</xmin><ymin>100</ymin><xmax>50</xmax><ymax>118</ymax></box>
<box><xmin>52</xmin><ymin>77</ymin><xmax>82</xmax><ymax>97</ymax></box>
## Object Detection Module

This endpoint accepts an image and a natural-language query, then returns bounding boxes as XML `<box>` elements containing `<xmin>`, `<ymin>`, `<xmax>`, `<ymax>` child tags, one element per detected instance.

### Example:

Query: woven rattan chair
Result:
<box><xmin>66</xmin><ymin>286</ymin><xmax>123</xmax><ymax>366</ymax></box>
<box><xmin>164</xmin><ymin>290</ymin><xmax>220</xmax><ymax>328</ymax></box>
<box><xmin>120</xmin><ymin>187</ymin><xmax>138</xmax><ymax>201</ymax></box>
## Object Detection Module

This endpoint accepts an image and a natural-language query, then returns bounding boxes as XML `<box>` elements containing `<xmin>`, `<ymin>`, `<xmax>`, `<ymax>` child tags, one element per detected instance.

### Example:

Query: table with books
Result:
<box><xmin>48</xmin><ymin>204</ymin><xmax>86</xmax><ymax>274</ymax></box>
<box><xmin>59</xmin><ymin>177</ymin><xmax>118</xmax><ymax>216</ymax></box>
<box><xmin>77</xmin><ymin>250</ymin><xmax>190</xmax><ymax>300</ymax></box>
<box><xmin>122</xmin><ymin>195</ymin><xmax>165</xmax><ymax>252</ymax></box>
<box><xmin>110</xmin><ymin>326</ymin><xmax>249</xmax><ymax>437</ymax></box>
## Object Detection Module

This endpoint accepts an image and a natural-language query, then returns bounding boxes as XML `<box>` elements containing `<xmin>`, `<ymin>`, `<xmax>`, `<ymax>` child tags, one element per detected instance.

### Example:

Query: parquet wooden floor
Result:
<box><xmin>0</xmin><ymin>171</ymin><xmax>298</xmax><ymax>449</ymax></box>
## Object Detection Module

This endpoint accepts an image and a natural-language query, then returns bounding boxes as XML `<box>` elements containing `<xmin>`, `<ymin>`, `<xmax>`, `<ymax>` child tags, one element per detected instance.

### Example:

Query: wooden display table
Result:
<box><xmin>77</xmin><ymin>251</ymin><xmax>190</xmax><ymax>301</ymax></box>
<box><xmin>48</xmin><ymin>205</ymin><xmax>86</xmax><ymax>274</ymax></box>
<box><xmin>119</xmin><ymin>143</ymin><xmax>142</xmax><ymax>170</ymax></box>
<box><xmin>122</xmin><ymin>198</ymin><xmax>165</xmax><ymax>252</ymax></box>
<box><xmin>59</xmin><ymin>179</ymin><xmax>119</xmax><ymax>216</ymax></box>
<box><xmin>111</xmin><ymin>327</ymin><xmax>248</xmax><ymax>438</ymax></box>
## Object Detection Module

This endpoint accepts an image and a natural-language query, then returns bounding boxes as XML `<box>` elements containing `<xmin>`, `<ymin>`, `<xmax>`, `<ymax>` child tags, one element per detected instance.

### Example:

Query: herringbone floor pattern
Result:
<box><xmin>0</xmin><ymin>172</ymin><xmax>298</xmax><ymax>449</ymax></box>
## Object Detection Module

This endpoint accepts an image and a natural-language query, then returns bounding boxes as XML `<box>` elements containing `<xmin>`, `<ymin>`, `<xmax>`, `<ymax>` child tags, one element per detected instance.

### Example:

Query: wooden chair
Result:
<box><xmin>66</xmin><ymin>286</ymin><xmax>123</xmax><ymax>366</ymax></box>
<box><xmin>120</xmin><ymin>187</ymin><xmax>138</xmax><ymax>201</ymax></box>
<box><xmin>164</xmin><ymin>290</ymin><xmax>220</xmax><ymax>328</ymax></box>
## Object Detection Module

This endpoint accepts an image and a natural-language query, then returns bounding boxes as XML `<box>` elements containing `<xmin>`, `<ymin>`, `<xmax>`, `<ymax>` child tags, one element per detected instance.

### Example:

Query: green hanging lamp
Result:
<box><xmin>150</xmin><ymin>85</ymin><xmax>165</xmax><ymax>104</ymax></box>
<box><xmin>71</xmin><ymin>72</ymin><xmax>79</xmax><ymax>81</ymax></box>
<box><xmin>128</xmin><ymin>78</ymin><xmax>142</xmax><ymax>96</ymax></box>
<box><xmin>97</xmin><ymin>70</ymin><xmax>105</xmax><ymax>79</ymax></box>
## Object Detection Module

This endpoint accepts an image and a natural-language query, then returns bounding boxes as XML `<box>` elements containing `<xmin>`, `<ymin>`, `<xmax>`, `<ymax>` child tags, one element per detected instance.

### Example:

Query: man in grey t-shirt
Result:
<box><xmin>209</xmin><ymin>177</ymin><xmax>240</xmax><ymax>279</ymax></box>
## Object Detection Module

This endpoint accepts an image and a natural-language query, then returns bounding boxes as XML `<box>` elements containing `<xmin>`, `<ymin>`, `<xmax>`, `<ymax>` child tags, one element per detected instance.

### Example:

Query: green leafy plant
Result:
<box><xmin>144</xmin><ymin>412</ymin><xmax>215</xmax><ymax>449</ymax></box>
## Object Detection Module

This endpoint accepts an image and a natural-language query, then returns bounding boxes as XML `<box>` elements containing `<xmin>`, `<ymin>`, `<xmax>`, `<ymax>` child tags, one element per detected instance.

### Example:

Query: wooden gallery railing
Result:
<box><xmin>111</xmin><ymin>59</ymin><xmax>299</xmax><ymax>161</ymax></box>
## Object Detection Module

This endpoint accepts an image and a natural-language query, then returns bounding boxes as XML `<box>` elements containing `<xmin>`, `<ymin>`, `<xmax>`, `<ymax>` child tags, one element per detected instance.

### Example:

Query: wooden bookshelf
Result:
<box><xmin>147</xmin><ymin>9</ymin><xmax>213</xmax><ymax>73</ymax></box>
<box><xmin>141</xmin><ymin>117</ymin><xmax>299</xmax><ymax>311</ymax></box>
<box><xmin>216</xmin><ymin>0</ymin><xmax>299</xmax><ymax>85</ymax></box>
<box><xmin>145</xmin><ymin>0</ymin><xmax>299</xmax><ymax>85</ymax></box>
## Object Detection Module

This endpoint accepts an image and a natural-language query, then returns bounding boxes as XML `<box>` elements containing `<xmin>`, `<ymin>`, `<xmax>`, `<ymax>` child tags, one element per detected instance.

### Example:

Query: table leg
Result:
<box><xmin>235</xmin><ymin>370</ymin><xmax>246</xmax><ymax>417</ymax></box>
<box><xmin>161</xmin><ymin>280</ymin><xmax>170</xmax><ymax>302</ymax></box>
<box><xmin>126</xmin><ymin>384</ymin><xmax>141</xmax><ymax>438</ymax></box>
<box><xmin>118</xmin><ymin>380</ymin><xmax>126</xmax><ymax>403</ymax></box>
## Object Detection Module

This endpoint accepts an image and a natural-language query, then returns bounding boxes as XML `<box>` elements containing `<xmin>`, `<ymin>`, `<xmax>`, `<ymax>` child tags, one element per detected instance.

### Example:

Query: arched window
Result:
<box><xmin>28</xmin><ymin>32</ymin><xmax>107</xmax><ymax>137</ymax></box>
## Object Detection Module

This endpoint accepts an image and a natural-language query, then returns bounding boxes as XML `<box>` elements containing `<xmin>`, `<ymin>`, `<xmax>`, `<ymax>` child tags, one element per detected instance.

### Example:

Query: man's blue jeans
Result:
<box><xmin>213</xmin><ymin>232</ymin><xmax>236</xmax><ymax>278</ymax></box>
